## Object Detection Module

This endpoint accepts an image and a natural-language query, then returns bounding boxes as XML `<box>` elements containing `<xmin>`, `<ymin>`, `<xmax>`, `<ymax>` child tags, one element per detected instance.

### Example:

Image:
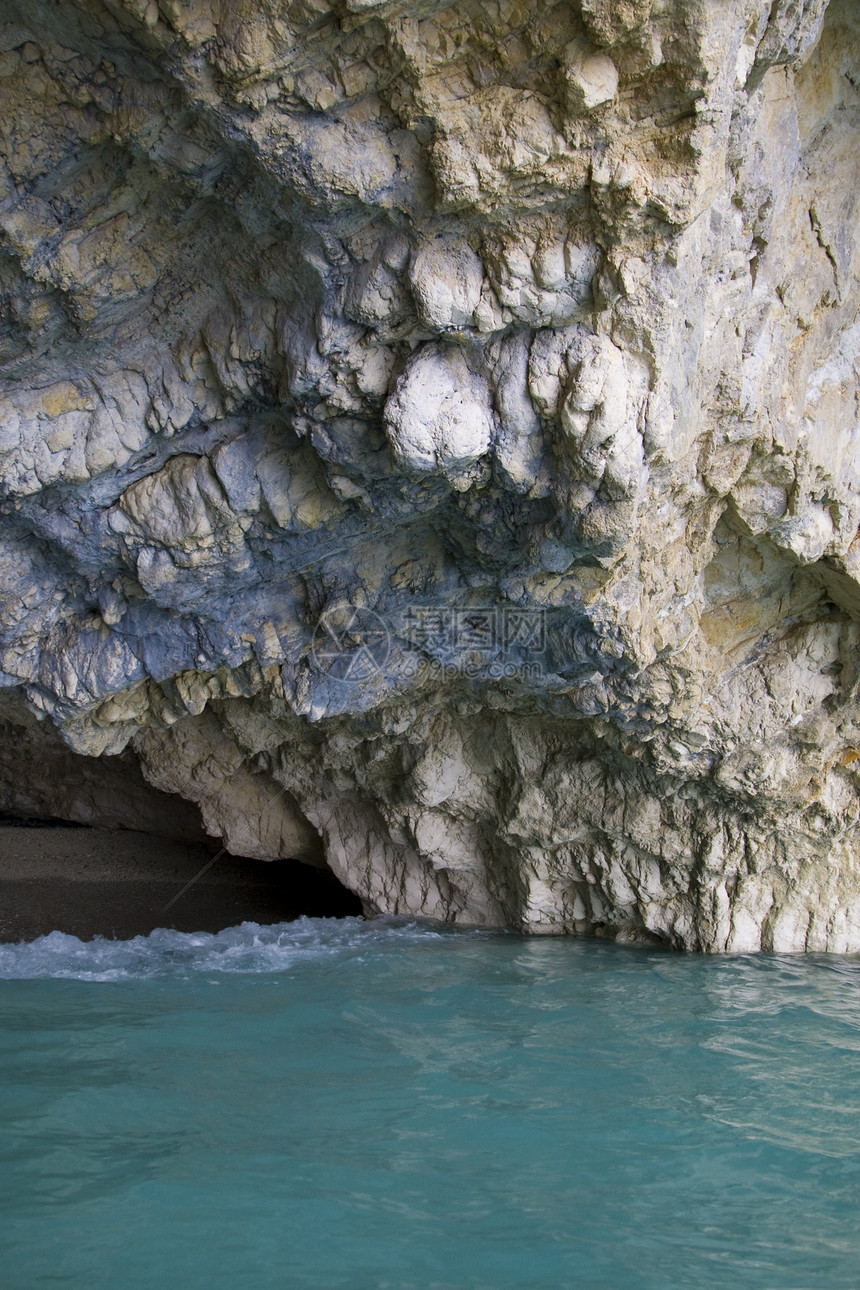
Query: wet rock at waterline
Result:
<box><xmin>1</xmin><ymin>0</ymin><xmax>859</xmax><ymax>950</ymax></box>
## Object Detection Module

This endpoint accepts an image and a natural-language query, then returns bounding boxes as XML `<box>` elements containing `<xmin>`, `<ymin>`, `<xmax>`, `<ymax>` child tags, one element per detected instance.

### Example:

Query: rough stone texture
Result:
<box><xmin>1</xmin><ymin>0</ymin><xmax>859</xmax><ymax>948</ymax></box>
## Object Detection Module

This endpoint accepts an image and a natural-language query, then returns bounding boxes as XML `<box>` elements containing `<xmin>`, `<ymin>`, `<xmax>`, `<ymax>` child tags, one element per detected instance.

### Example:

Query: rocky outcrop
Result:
<box><xmin>1</xmin><ymin>0</ymin><xmax>859</xmax><ymax>949</ymax></box>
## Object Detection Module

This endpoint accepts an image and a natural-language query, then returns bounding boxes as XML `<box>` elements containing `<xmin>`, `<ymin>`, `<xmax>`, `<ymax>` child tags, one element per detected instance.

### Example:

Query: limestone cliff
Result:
<box><xmin>1</xmin><ymin>0</ymin><xmax>859</xmax><ymax>949</ymax></box>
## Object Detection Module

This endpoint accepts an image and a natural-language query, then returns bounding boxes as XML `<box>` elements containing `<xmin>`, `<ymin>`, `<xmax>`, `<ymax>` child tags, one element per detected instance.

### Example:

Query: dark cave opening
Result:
<box><xmin>0</xmin><ymin>708</ymin><xmax>362</xmax><ymax>942</ymax></box>
<box><xmin>0</xmin><ymin>818</ymin><xmax>362</xmax><ymax>943</ymax></box>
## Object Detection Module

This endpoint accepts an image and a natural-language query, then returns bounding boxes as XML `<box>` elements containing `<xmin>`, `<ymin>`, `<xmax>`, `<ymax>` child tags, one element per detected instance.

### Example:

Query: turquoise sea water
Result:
<box><xmin>1</xmin><ymin>918</ymin><xmax>859</xmax><ymax>1290</ymax></box>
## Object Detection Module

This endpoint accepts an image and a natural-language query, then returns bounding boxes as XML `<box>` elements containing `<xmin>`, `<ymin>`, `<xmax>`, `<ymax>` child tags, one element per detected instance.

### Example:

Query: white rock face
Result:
<box><xmin>409</xmin><ymin>239</ymin><xmax>485</xmax><ymax>331</ymax></box>
<box><xmin>1</xmin><ymin>0</ymin><xmax>860</xmax><ymax>950</ymax></box>
<box><xmin>563</xmin><ymin>44</ymin><xmax>619</xmax><ymax>111</ymax></box>
<box><xmin>383</xmin><ymin>346</ymin><xmax>494</xmax><ymax>486</ymax></box>
<box><xmin>559</xmin><ymin>334</ymin><xmax>643</xmax><ymax>497</ymax></box>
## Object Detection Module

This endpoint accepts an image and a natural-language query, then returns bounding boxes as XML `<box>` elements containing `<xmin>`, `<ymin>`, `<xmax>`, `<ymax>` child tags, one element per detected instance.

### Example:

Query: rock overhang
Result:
<box><xmin>0</xmin><ymin>0</ymin><xmax>859</xmax><ymax>949</ymax></box>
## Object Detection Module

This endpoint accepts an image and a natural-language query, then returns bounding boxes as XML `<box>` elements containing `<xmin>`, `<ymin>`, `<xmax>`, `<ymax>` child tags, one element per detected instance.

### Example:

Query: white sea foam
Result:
<box><xmin>0</xmin><ymin>916</ymin><xmax>480</xmax><ymax>981</ymax></box>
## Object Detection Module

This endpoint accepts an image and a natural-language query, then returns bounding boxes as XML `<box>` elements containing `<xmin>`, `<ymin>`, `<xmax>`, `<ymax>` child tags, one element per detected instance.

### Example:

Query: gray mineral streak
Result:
<box><xmin>1</xmin><ymin>0</ymin><xmax>859</xmax><ymax>950</ymax></box>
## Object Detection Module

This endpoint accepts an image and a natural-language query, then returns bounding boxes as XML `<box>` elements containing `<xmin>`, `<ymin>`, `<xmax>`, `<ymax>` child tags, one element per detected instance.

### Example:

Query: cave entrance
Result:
<box><xmin>0</xmin><ymin>817</ymin><xmax>362</xmax><ymax>943</ymax></box>
<box><xmin>0</xmin><ymin>705</ymin><xmax>362</xmax><ymax>942</ymax></box>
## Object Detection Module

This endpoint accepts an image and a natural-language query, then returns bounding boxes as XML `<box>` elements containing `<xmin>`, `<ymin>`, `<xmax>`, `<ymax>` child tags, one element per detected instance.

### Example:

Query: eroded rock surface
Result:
<box><xmin>1</xmin><ymin>0</ymin><xmax>859</xmax><ymax>948</ymax></box>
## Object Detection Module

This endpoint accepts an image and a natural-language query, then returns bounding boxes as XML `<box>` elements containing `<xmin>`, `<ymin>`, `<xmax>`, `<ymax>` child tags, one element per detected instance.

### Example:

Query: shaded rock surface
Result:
<box><xmin>1</xmin><ymin>0</ymin><xmax>859</xmax><ymax>949</ymax></box>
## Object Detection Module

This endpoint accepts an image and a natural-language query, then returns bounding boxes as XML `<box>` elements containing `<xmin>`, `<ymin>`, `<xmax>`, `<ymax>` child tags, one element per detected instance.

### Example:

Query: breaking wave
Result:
<box><xmin>0</xmin><ymin>916</ymin><xmax>486</xmax><ymax>981</ymax></box>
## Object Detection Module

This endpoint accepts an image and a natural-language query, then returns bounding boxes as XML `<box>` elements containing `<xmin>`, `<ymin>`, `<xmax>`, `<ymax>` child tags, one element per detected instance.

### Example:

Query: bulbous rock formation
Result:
<box><xmin>1</xmin><ymin>0</ymin><xmax>859</xmax><ymax>949</ymax></box>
